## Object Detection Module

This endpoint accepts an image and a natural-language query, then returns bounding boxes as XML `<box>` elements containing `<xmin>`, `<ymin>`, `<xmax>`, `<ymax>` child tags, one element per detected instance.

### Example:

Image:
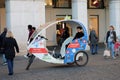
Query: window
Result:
<box><xmin>88</xmin><ymin>0</ymin><xmax>104</xmax><ymax>9</ymax></box>
<box><xmin>52</xmin><ymin>0</ymin><xmax>71</xmax><ymax>8</ymax></box>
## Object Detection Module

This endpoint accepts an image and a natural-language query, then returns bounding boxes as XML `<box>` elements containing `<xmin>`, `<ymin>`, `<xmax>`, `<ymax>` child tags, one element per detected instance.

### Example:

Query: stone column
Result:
<box><xmin>72</xmin><ymin>0</ymin><xmax>89</xmax><ymax>50</ymax></box>
<box><xmin>109</xmin><ymin>0</ymin><xmax>120</xmax><ymax>36</ymax></box>
<box><xmin>72</xmin><ymin>0</ymin><xmax>88</xmax><ymax>30</ymax></box>
<box><xmin>5</xmin><ymin>0</ymin><xmax>45</xmax><ymax>48</ymax></box>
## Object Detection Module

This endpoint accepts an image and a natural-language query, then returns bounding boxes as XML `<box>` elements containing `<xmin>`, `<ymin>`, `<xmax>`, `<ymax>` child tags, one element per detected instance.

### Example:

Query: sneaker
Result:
<box><xmin>2</xmin><ymin>62</ymin><xmax>7</xmax><ymax>66</ymax></box>
<box><xmin>113</xmin><ymin>57</ymin><xmax>116</xmax><ymax>59</ymax></box>
<box><xmin>24</xmin><ymin>55</ymin><xmax>28</xmax><ymax>58</ymax></box>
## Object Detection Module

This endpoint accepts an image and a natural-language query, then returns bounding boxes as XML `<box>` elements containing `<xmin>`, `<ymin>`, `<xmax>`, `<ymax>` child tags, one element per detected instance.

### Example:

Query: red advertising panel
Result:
<box><xmin>29</xmin><ymin>48</ymin><xmax>48</xmax><ymax>54</ymax></box>
<box><xmin>68</xmin><ymin>43</ymin><xmax>80</xmax><ymax>48</ymax></box>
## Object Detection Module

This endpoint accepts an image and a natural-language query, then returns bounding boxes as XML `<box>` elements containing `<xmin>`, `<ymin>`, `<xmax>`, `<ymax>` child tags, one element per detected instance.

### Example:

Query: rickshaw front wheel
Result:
<box><xmin>75</xmin><ymin>51</ymin><xmax>88</xmax><ymax>67</ymax></box>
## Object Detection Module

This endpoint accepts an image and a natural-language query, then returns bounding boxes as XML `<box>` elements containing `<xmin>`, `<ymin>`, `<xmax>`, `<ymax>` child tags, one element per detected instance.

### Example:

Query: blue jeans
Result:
<box><xmin>2</xmin><ymin>54</ymin><xmax>7</xmax><ymax>63</ymax></box>
<box><xmin>7</xmin><ymin>59</ymin><xmax>14</xmax><ymax>74</ymax></box>
<box><xmin>107</xmin><ymin>42</ymin><xmax>115</xmax><ymax>58</ymax></box>
<box><xmin>90</xmin><ymin>44</ymin><xmax>98</xmax><ymax>54</ymax></box>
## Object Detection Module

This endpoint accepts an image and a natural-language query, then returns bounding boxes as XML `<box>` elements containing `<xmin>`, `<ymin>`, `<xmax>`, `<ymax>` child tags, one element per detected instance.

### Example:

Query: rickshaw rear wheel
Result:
<box><xmin>75</xmin><ymin>51</ymin><xmax>88</xmax><ymax>67</ymax></box>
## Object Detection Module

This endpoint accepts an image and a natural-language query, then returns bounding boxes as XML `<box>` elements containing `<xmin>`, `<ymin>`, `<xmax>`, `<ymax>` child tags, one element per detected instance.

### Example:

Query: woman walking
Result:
<box><xmin>106</xmin><ymin>25</ymin><xmax>116</xmax><ymax>59</ymax></box>
<box><xmin>3</xmin><ymin>31</ymin><xmax>19</xmax><ymax>75</ymax></box>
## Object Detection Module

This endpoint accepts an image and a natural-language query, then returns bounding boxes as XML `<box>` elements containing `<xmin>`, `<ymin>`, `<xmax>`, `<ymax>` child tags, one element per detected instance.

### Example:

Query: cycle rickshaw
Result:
<box><xmin>26</xmin><ymin>19</ymin><xmax>89</xmax><ymax>70</ymax></box>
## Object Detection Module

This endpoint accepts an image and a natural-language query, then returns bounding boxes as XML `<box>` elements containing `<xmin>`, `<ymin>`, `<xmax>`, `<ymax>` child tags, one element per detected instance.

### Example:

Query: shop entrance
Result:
<box><xmin>89</xmin><ymin>15</ymin><xmax>99</xmax><ymax>37</ymax></box>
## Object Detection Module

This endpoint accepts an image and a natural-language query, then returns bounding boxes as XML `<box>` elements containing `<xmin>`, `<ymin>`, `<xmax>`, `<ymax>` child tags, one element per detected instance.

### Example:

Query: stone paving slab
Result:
<box><xmin>0</xmin><ymin>47</ymin><xmax>120</xmax><ymax>80</ymax></box>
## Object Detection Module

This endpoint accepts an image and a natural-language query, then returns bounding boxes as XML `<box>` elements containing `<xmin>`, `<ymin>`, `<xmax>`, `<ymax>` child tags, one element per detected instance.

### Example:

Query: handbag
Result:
<box><xmin>103</xmin><ymin>44</ymin><xmax>110</xmax><ymax>57</ymax></box>
<box><xmin>103</xmin><ymin>49</ymin><xmax>110</xmax><ymax>57</ymax></box>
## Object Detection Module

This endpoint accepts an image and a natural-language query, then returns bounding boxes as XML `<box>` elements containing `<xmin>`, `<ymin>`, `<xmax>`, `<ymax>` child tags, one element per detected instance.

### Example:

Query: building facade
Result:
<box><xmin>0</xmin><ymin>0</ymin><xmax>120</xmax><ymax>48</ymax></box>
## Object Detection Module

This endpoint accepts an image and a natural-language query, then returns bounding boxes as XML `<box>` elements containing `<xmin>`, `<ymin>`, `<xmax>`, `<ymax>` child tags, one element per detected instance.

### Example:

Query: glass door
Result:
<box><xmin>89</xmin><ymin>15</ymin><xmax>99</xmax><ymax>37</ymax></box>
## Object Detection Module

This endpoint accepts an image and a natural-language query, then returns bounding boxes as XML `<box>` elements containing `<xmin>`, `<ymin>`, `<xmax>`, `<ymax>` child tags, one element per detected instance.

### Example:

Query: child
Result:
<box><xmin>114</xmin><ymin>37</ymin><xmax>120</xmax><ymax>56</ymax></box>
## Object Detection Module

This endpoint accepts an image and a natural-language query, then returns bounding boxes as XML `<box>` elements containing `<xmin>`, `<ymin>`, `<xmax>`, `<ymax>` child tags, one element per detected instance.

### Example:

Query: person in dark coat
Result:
<box><xmin>0</xmin><ymin>28</ymin><xmax>7</xmax><ymax>65</ymax></box>
<box><xmin>89</xmin><ymin>27</ymin><xmax>98</xmax><ymax>55</ymax></box>
<box><xmin>28</xmin><ymin>25</ymin><xmax>34</xmax><ymax>41</ymax></box>
<box><xmin>24</xmin><ymin>25</ymin><xmax>34</xmax><ymax>58</ymax></box>
<box><xmin>60</xmin><ymin>27</ymin><xmax>70</xmax><ymax>46</ymax></box>
<box><xmin>3</xmin><ymin>31</ymin><xmax>19</xmax><ymax>75</ymax></box>
<box><xmin>73</xmin><ymin>26</ymin><xmax>84</xmax><ymax>40</ymax></box>
<box><xmin>106</xmin><ymin>25</ymin><xmax>116</xmax><ymax>59</ymax></box>
<box><xmin>0</xmin><ymin>28</ymin><xmax>7</xmax><ymax>49</ymax></box>
<box><xmin>65</xmin><ymin>26</ymin><xmax>84</xmax><ymax>50</ymax></box>
<box><xmin>61</xmin><ymin>27</ymin><xmax>70</xmax><ymax>40</ymax></box>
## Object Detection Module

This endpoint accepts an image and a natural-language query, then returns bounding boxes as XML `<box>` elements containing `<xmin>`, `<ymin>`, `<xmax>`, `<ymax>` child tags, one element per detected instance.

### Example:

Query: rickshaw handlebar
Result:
<box><xmin>38</xmin><ymin>35</ymin><xmax>48</xmax><ymax>40</ymax></box>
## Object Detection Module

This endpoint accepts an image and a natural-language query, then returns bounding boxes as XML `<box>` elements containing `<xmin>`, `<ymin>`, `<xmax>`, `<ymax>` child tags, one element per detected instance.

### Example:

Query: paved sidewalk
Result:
<box><xmin>0</xmin><ymin>44</ymin><xmax>120</xmax><ymax>80</ymax></box>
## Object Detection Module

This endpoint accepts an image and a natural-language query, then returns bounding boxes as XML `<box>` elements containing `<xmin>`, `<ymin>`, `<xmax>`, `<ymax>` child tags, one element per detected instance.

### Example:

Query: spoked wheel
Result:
<box><xmin>26</xmin><ymin>55</ymin><xmax>35</xmax><ymax>70</ymax></box>
<box><xmin>75</xmin><ymin>51</ymin><xmax>88</xmax><ymax>67</ymax></box>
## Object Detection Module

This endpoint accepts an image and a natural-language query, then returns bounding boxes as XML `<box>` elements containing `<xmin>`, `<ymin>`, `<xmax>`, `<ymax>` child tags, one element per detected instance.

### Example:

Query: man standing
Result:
<box><xmin>89</xmin><ymin>27</ymin><xmax>98</xmax><ymax>55</ymax></box>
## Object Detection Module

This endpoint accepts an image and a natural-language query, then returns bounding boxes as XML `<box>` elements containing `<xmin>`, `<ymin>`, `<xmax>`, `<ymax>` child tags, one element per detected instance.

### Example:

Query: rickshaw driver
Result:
<box><xmin>72</xmin><ymin>26</ymin><xmax>84</xmax><ymax>40</ymax></box>
<box><xmin>60</xmin><ymin>26</ymin><xmax>84</xmax><ymax>58</ymax></box>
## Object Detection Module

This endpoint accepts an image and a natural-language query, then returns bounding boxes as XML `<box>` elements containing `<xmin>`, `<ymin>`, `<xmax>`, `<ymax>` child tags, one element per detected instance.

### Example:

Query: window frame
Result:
<box><xmin>88</xmin><ymin>0</ymin><xmax>105</xmax><ymax>9</ymax></box>
<box><xmin>52</xmin><ymin>0</ymin><xmax>71</xmax><ymax>9</ymax></box>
